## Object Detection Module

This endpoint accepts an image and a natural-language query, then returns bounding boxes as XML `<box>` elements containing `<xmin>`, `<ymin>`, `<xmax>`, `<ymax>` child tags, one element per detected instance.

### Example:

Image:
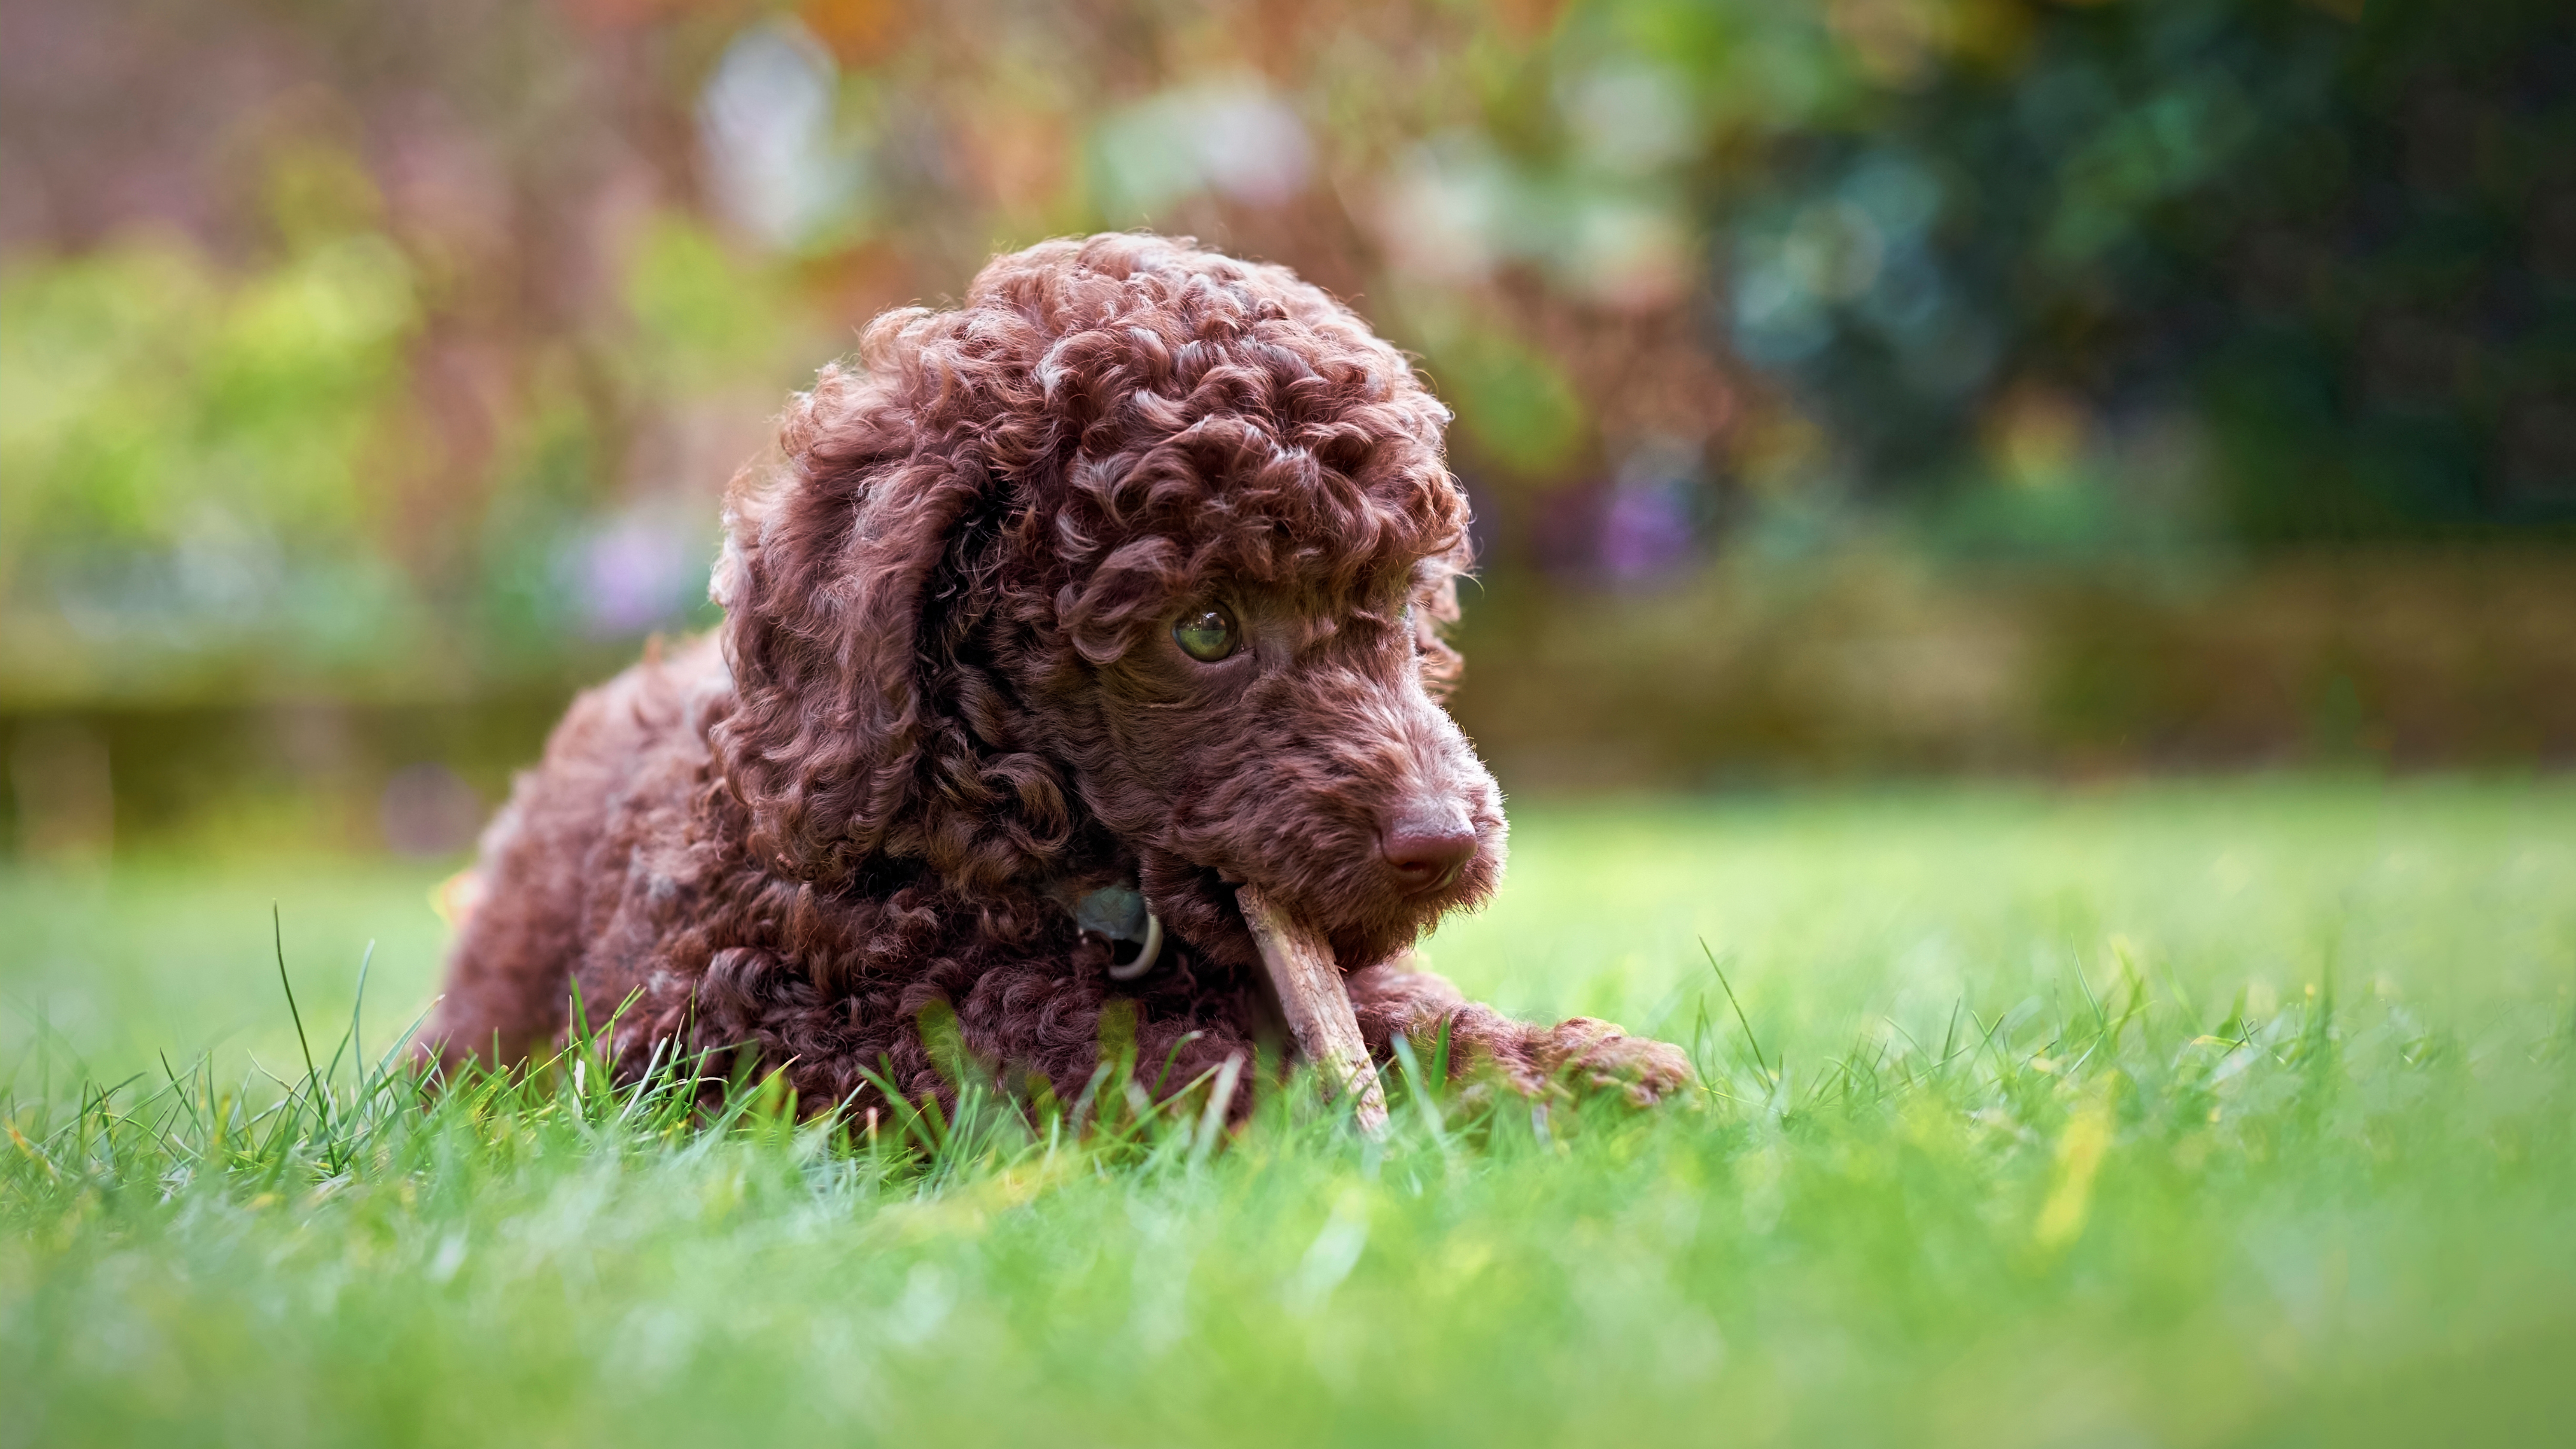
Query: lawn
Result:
<box><xmin>4</xmin><ymin>779</ymin><xmax>2573</xmax><ymax>1447</ymax></box>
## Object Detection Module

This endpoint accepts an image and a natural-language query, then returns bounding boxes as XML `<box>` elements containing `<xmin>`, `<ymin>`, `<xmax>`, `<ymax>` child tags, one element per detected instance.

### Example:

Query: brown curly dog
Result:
<box><xmin>421</xmin><ymin>233</ymin><xmax>1688</xmax><ymax>1118</ymax></box>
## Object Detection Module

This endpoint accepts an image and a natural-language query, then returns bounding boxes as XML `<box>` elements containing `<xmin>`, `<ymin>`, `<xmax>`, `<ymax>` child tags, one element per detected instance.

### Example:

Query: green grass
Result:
<box><xmin>5</xmin><ymin>779</ymin><xmax>2574</xmax><ymax>1447</ymax></box>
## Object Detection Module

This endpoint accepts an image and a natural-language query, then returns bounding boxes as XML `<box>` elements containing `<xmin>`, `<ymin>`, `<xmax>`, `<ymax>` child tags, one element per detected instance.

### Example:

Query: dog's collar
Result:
<box><xmin>1066</xmin><ymin>882</ymin><xmax>1164</xmax><ymax>981</ymax></box>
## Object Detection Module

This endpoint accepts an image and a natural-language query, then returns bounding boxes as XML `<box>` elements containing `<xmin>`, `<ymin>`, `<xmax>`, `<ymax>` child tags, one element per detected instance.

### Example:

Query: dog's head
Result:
<box><xmin>710</xmin><ymin>234</ymin><xmax>1503</xmax><ymax>973</ymax></box>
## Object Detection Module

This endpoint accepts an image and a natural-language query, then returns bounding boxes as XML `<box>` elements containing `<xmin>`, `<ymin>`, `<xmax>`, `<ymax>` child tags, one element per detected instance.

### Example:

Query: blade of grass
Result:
<box><xmin>1701</xmin><ymin>938</ymin><xmax>1771</xmax><ymax>1082</ymax></box>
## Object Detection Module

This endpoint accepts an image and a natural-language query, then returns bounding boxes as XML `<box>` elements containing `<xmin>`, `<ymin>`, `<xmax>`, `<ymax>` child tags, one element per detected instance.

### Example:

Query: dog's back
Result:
<box><xmin>423</xmin><ymin>635</ymin><xmax>724</xmax><ymax>1069</ymax></box>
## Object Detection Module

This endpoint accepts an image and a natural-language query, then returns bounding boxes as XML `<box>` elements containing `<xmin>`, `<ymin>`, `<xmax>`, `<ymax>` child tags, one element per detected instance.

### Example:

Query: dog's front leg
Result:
<box><xmin>1342</xmin><ymin>960</ymin><xmax>1692</xmax><ymax>1106</ymax></box>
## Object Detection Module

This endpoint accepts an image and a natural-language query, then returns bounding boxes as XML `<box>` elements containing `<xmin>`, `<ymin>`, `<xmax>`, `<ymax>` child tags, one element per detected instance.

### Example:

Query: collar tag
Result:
<box><xmin>1072</xmin><ymin>884</ymin><xmax>1163</xmax><ymax>981</ymax></box>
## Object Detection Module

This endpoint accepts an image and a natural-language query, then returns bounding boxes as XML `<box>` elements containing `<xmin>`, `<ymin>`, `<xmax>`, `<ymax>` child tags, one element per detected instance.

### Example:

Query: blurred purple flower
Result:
<box><xmin>1599</xmin><ymin>440</ymin><xmax>1705</xmax><ymax>582</ymax></box>
<box><xmin>571</xmin><ymin>510</ymin><xmax>703</xmax><ymax>638</ymax></box>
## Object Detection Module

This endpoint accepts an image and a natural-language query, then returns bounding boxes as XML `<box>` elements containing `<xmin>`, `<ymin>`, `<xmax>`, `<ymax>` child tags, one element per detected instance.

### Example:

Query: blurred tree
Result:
<box><xmin>1700</xmin><ymin>0</ymin><xmax>2576</xmax><ymax>540</ymax></box>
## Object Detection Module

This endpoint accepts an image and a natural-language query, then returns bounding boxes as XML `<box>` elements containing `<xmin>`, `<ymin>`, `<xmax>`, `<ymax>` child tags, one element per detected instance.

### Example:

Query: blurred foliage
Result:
<box><xmin>1711</xmin><ymin>0</ymin><xmax>2576</xmax><ymax>540</ymax></box>
<box><xmin>1</xmin><ymin>219</ymin><xmax>425</xmax><ymax>690</ymax></box>
<box><xmin>1454</xmin><ymin>549</ymin><xmax>2576</xmax><ymax>790</ymax></box>
<box><xmin>0</xmin><ymin>0</ymin><xmax>2568</xmax><ymax>804</ymax></box>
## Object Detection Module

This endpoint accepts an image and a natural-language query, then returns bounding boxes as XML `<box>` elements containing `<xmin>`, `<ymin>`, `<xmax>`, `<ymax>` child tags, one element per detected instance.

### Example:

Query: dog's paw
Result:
<box><xmin>1531</xmin><ymin>1017</ymin><xmax>1694</xmax><ymax>1106</ymax></box>
<box><xmin>1456</xmin><ymin>1016</ymin><xmax>1693</xmax><ymax>1107</ymax></box>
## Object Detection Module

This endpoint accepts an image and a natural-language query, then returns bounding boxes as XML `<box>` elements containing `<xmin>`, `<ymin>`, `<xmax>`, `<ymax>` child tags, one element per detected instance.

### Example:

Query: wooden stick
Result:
<box><xmin>1238</xmin><ymin>884</ymin><xmax>1388</xmax><ymax>1135</ymax></box>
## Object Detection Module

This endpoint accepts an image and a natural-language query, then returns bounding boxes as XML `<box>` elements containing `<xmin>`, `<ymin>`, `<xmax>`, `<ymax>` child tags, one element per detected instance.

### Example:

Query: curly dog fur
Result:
<box><xmin>422</xmin><ymin>233</ymin><xmax>1687</xmax><ymax>1116</ymax></box>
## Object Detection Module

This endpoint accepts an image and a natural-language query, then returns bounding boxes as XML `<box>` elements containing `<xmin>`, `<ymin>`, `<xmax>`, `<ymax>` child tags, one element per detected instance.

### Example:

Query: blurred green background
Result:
<box><xmin>2</xmin><ymin>0</ymin><xmax>2572</xmax><ymax>862</ymax></box>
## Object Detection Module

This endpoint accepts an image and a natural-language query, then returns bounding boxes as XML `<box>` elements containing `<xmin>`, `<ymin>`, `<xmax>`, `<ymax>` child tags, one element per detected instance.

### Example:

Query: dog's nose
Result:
<box><xmin>1380</xmin><ymin>808</ymin><xmax>1477</xmax><ymax>893</ymax></box>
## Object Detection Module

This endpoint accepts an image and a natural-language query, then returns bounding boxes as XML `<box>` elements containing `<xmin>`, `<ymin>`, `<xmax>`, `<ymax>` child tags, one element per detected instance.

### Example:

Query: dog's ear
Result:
<box><xmin>709</xmin><ymin>380</ymin><xmax>989</xmax><ymax>884</ymax></box>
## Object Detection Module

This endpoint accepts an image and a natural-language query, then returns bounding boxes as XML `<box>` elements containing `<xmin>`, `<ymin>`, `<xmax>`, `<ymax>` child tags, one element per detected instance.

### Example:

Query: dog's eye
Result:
<box><xmin>1173</xmin><ymin>605</ymin><xmax>1238</xmax><ymax>662</ymax></box>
